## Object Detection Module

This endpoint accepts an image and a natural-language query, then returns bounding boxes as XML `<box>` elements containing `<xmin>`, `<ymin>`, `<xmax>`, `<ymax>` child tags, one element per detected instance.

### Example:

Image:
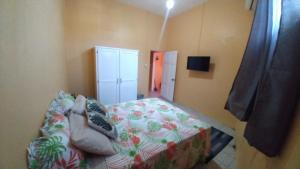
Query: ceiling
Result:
<box><xmin>117</xmin><ymin>0</ymin><xmax>208</xmax><ymax>17</ymax></box>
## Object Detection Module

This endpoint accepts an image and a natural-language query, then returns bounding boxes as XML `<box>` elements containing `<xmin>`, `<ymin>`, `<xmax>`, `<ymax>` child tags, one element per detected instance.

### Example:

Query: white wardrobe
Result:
<box><xmin>95</xmin><ymin>46</ymin><xmax>138</xmax><ymax>105</ymax></box>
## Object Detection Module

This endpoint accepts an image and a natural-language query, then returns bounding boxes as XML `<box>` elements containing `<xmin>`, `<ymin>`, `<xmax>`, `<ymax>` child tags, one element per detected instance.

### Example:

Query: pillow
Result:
<box><xmin>86</xmin><ymin>111</ymin><xmax>118</xmax><ymax>139</ymax></box>
<box><xmin>71</xmin><ymin>95</ymin><xmax>87</xmax><ymax>115</ymax></box>
<box><xmin>40</xmin><ymin>112</ymin><xmax>70</xmax><ymax>137</ymax></box>
<box><xmin>27</xmin><ymin>133</ymin><xmax>86</xmax><ymax>169</ymax></box>
<box><xmin>86</xmin><ymin>99</ymin><xmax>107</xmax><ymax>115</ymax></box>
<box><xmin>48</xmin><ymin>90</ymin><xmax>75</xmax><ymax>115</ymax></box>
<box><xmin>69</xmin><ymin>113</ymin><xmax>116</xmax><ymax>155</ymax></box>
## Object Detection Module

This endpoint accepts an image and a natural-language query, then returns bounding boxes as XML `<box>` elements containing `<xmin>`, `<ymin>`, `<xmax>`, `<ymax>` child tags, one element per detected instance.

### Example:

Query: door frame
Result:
<box><xmin>149</xmin><ymin>50</ymin><xmax>164</xmax><ymax>92</ymax></box>
<box><xmin>148</xmin><ymin>50</ymin><xmax>177</xmax><ymax>101</ymax></box>
<box><xmin>148</xmin><ymin>51</ymin><xmax>156</xmax><ymax>92</ymax></box>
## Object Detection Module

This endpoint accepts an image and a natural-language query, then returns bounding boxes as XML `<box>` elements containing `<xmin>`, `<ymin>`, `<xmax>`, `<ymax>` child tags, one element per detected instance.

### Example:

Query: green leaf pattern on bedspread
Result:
<box><xmin>36</xmin><ymin>136</ymin><xmax>66</xmax><ymax>163</ymax></box>
<box><xmin>27</xmin><ymin>134</ymin><xmax>86</xmax><ymax>169</ymax></box>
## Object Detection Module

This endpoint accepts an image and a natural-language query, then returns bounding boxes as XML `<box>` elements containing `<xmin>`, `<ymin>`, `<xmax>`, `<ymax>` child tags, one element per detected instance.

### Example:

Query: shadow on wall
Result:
<box><xmin>89</xmin><ymin>48</ymin><xmax>96</xmax><ymax>97</ymax></box>
<box><xmin>188</xmin><ymin>63</ymin><xmax>215</xmax><ymax>79</ymax></box>
<box><xmin>74</xmin><ymin>48</ymin><xmax>96</xmax><ymax>97</ymax></box>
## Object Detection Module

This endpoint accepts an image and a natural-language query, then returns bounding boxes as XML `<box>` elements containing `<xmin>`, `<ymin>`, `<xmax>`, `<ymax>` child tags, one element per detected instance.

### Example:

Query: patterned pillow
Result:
<box><xmin>40</xmin><ymin>112</ymin><xmax>70</xmax><ymax>137</ymax></box>
<box><xmin>86</xmin><ymin>99</ymin><xmax>107</xmax><ymax>115</ymax></box>
<box><xmin>86</xmin><ymin>111</ymin><xmax>118</xmax><ymax>139</ymax></box>
<box><xmin>48</xmin><ymin>90</ymin><xmax>75</xmax><ymax>115</ymax></box>
<box><xmin>27</xmin><ymin>133</ymin><xmax>86</xmax><ymax>169</ymax></box>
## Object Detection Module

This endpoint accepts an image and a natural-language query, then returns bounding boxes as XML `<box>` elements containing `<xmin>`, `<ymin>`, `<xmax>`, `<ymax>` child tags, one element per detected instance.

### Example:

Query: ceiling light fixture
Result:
<box><xmin>166</xmin><ymin>0</ymin><xmax>175</xmax><ymax>10</ymax></box>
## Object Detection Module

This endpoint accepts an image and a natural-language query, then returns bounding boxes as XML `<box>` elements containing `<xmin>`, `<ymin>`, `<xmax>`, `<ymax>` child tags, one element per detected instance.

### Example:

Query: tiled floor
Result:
<box><xmin>147</xmin><ymin>96</ymin><xmax>236</xmax><ymax>169</ymax></box>
<box><xmin>148</xmin><ymin>90</ymin><xmax>161</xmax><ymax>98</ymax></box>
<box><xmin>212</xmin><ymin>140</ymin><xmax>235</xmax><ymax>169</ymax></box>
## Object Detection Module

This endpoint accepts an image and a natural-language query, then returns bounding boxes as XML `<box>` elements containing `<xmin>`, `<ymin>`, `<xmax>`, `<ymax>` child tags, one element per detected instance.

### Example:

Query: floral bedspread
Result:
<box><xmin>87</xmin><ymin>98</ymin><xmax>211</xmax><ymax>169</ymax></box>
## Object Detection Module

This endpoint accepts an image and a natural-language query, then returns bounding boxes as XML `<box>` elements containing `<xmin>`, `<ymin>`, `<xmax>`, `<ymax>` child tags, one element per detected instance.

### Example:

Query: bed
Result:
<box><xmin>87</xmin><ymin>98</ymin><xmax>211</xmax><ymax>169</ymax></box>
<box><xmin>27</xmin><ymin>92</ymin><xmax>211</xmax><ymax>169</ymax></box>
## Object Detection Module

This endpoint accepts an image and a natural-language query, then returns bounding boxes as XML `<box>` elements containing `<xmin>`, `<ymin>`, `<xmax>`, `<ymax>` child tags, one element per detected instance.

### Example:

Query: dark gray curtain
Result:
<box><xmin>225</xmin><ymin>0</ymin><xmax>271</xmax><ymax>121</ymax></box>
<box><xmin>226</xmin><ymin>0</ymin><xmax>300</xmax><ymax>157</ymax></box>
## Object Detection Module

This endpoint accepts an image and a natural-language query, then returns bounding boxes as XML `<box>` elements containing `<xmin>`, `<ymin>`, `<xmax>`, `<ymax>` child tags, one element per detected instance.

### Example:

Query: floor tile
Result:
<box><xmin>222</xmin><ymin>146</ymin><xmax>235</xmax><ymax>157</ymax></box>
<box><xmin>227</xmin><ymin>161</ymin><xmax>235</xmax><ymax>169</ymax></box>
<box><xmin>214</xmin><ymin>159</ymin><xmax>227</xmax><ymax>169</ymax></box>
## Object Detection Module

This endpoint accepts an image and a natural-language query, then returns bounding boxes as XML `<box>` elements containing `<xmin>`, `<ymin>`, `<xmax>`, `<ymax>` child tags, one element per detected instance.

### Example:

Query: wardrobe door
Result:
<box><xmin>119</xmin><ymin>49</ymin><xmax>138</xmax><ymax>102</ymax></box>
<box><xmin>96</xmin><ymin>47</ymin><xmax>119</xmax><ymax>105</ymax></box>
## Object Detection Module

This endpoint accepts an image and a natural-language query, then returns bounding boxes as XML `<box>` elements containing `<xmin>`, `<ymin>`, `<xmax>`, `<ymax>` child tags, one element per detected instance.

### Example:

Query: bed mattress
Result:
<box><xmin>87</xmin><ymin>98</ymin><xmax>211</xmax><ymax>169</ymax></box>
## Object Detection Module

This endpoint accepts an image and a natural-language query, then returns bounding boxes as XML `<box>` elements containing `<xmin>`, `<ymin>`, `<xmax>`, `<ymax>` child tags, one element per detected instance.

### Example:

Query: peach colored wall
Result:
<box><xmin>64</xmin><ymin>0</ymin><xmax>166</xmax><ymax>98</ymax></box>
<box><xmin>0</xmin><ymin>0</ymin><xmax>68</xmax><ymax>168</ymax></box>
<box><xmin>165</xmin><ymin>0</ymin><xmax>252</xmax><ymax>128</ymax></box>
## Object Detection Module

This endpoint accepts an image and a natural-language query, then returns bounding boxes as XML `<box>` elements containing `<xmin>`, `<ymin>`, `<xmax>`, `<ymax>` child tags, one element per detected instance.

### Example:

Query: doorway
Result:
<box><xmin>149</xmin><ymin>50</ymin><xmax>178</xmax><ymax>101</ymax></box>
<box><xmin>149</xmin><ymin>51</ymin><xmax>164</xmax><ymax>97</ymax></box>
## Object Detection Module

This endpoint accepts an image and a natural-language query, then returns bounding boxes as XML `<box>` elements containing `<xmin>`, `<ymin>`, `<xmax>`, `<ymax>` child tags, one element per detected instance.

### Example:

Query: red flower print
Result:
<box><xmin>111</xmin><ymin>115</ymin><xmax>123</xmax><ymax>122</ymax></box>
<box><xmin>160</xmin><ymin>105</ymin><xmax>168</xmax><ymax>110</ymax></box>
<box><xmin>54</xmin><ymin>150</ymin><xmax>80</xmax><ymax>169</ymax></box>
<box><xmin>134</xmin><ymin>154</ymin><xmax>142</xmax><ymax>166</ymax></box>
<box><xmin>128</xmin><ymin>128</ymin><xmax>134</xmax><ymax>133</ymax></box>
<box><xmin>162</xmin><ymin>122</ymin><xmax>177</xmax><ymax>130</ymax></box>
<box><xmin>136</xmin><ymin>102</ymin><xmax>146</xmax><ymax>107</ymax></box>
<box><xmin>138</xmin><ymin>165</ymin><xmax>151</xmax><ymax>169</ymax></box>
<box><xmin>133</xmin><ymin>111</ymin><xmax>142</xmax><ymax>117</ymax></box>
<box><xmin>199</xmin><ymin>128</ymin><xmax>206</xmax><ymax>139</ymax></box>
<box><xmin>128</xmin><ymin>128</ymin><xmax>139</xmax><ymax>134</ymax></box>
<box><xmin>49</xmin><ymin>113</ymin><xmax>65</xmax><ymax>124</ymax></box>
<box><xmin>170</xmin><ymin>123</ymin><xmax>177</xmax><ymax>129</ymax></box>
<box><xmin>131</xmin><ymin>135</ymin><xmax>140</xmax><ymax>145</ymax></box>
<box><xmin>167</xmin><ymin>141</ymin><xmax>176</xmax><ymax>149</ymax></box>
<box><xmin>112</xmin><ymin>107</ymin><xmax>118</xmax><ymax>112</ymax></box>
<box><xmin>132</xmin><ymin>163</ymin><xmax>151</xmax><ymax>169</ymax></box>
<box><xmin>111</xmin><ymin>115</ymin><xmax>117</xmax><ymax>121</ymax></box>
<box><xmin>183</xmin><ymin>142</ymin><xmax>191</xmax><ymax>150</ymax></box>
<box><xmin>166</xmin><ymin>142</ymin><xmax>176</xmax><ymax>160</ymax></box>
<box><xmin>53</xmin><ymin>113</ymin><xmax>65</xmax><ymax>120</ymax></box>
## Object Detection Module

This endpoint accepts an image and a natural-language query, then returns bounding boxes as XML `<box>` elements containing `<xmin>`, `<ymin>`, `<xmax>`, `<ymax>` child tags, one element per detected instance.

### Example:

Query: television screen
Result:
<box><xmin>187</xmin><ymin>56</ymin><xmax>210</xmax><ymax>71</ymax></box>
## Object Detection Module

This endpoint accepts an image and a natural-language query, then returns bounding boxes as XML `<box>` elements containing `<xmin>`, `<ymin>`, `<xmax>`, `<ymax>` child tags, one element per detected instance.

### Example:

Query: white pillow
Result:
<box><xmin>71</xmin><ymin>95</ymin><xmax>86</xmax><ymax>115</ymax></box>
<box><xmin>69</xmin><ymin>113</ymin><xmax>116</xmax><ymax>155</ymax></box>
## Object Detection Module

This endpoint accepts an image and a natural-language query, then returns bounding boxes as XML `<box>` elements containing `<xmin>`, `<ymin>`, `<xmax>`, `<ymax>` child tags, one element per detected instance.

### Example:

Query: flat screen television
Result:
<box><xmin>187</xmin><ymin>56</ymin><xmax>210</xmax><ymax>71</ymax></box>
